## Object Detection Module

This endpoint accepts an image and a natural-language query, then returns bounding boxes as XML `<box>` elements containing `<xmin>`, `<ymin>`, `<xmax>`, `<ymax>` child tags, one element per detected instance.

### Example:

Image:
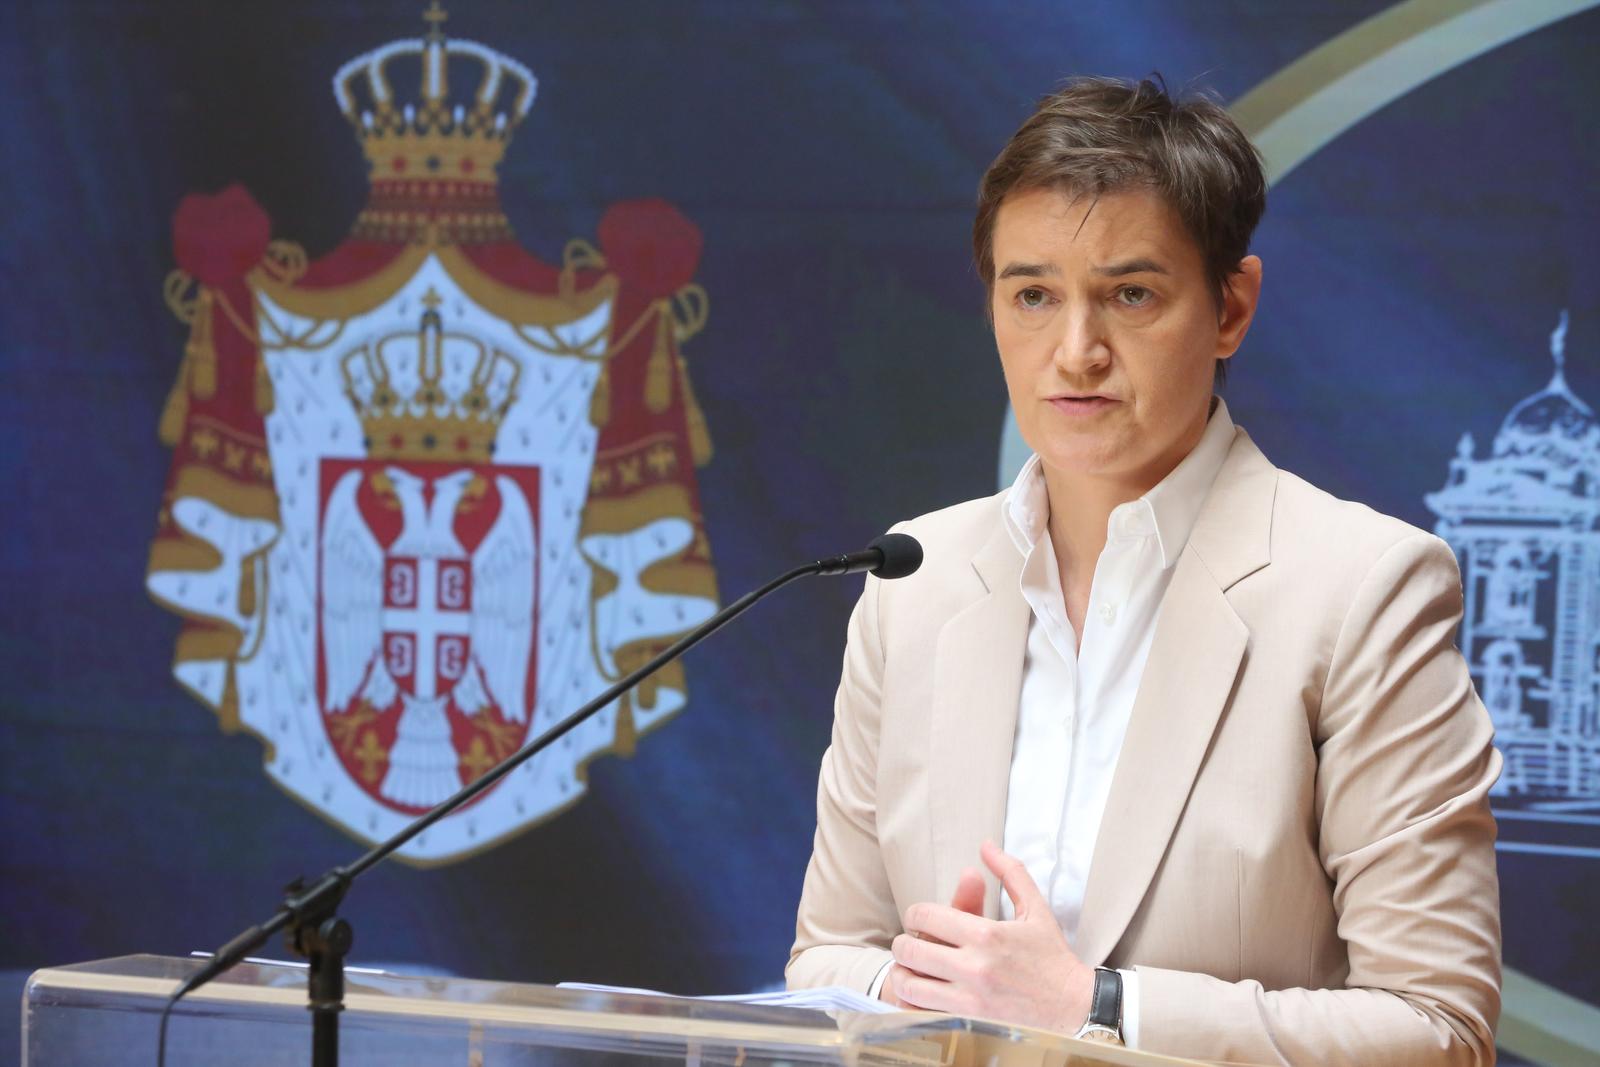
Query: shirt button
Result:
<box><xmin>1099</xmin><ymin>603</ymin><xmax>1117</xmax><ymax>625</ymax></box>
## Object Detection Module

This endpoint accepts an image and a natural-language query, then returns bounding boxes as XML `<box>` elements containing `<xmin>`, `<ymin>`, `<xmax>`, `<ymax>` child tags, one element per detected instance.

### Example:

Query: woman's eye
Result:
<box><xmin>1117</xmin><ymin>285</ymin><xmax>1152</xmax><ymax>307</ymax></box>
<box><xmin>1018</xmin><ymin>287</ymin><xmax>1048</xmax><ymax>309</ymax></box>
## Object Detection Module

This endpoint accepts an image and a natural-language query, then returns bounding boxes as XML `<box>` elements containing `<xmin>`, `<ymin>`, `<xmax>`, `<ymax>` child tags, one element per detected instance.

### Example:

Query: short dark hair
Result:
<box><xmin>974</xmin><ymin>76</ymin><xmax>1266</xmax><ymax>313</ymax></box>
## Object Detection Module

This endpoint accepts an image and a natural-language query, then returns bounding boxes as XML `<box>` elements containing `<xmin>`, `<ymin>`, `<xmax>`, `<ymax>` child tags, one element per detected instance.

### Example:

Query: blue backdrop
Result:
<box><xmin>3</xmin><ymin>2</ymin><xmax>1597</xmax><ymax>1064</ymax></box>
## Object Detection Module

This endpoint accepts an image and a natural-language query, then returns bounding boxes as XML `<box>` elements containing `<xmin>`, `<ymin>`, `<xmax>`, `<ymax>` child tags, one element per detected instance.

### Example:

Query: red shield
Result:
<box><xmin>315</xmin><ymin>457</ymin><xmax>541</xmax><ymax>814</ymax></box>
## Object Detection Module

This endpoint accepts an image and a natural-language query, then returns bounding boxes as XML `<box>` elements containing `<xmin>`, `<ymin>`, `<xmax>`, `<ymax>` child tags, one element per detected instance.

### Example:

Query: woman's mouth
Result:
<box><xmin>1047</xmin><ymin>395</ymin><xmax>1118</xmax><ymax>416</ymax></box>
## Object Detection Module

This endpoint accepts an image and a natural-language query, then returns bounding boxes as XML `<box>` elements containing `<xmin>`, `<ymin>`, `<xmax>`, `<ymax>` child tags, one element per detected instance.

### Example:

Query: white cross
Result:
<box><xmin>385</xmin><ymin>557</ymin><xmax>470</xmax><ymax>699</ymax></box>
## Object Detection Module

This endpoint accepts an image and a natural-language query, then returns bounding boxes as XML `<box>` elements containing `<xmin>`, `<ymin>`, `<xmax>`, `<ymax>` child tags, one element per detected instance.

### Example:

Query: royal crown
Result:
<box><xmin>341</xmin><ymin>293</ymin><xmax>521</xmax><ymax>462</ymax></box>
<box><xmin>333</xmin><ymin>3</ymin><xmax>537</xmax><ymax>188</ymax></box>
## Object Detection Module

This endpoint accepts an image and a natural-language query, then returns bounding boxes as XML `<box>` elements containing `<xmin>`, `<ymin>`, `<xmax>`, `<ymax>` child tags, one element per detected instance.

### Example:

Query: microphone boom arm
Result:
<box><xmin>163</xmin><ymin>535</ymin><xmax>917</xmax><ymax>1065</ymax></box>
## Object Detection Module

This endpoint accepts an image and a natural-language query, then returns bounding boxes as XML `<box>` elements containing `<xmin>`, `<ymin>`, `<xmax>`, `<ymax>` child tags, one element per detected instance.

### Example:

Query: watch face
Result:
<box><xmin>1077</xmin><ymin>1027</ymin><xmax>1124</xmax><ymax>1045</ymax></box>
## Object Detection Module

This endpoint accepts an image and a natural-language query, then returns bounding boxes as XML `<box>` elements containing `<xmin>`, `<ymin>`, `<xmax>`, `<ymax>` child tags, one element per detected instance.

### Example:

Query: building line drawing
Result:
<box><xmin>1427</xmin><ymin>311</ymin><xmax>1600</xmax><ymax>825</ymax></box>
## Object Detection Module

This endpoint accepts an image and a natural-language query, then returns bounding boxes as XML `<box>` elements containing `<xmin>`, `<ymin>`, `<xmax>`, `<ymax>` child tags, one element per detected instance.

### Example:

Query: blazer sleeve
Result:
<box><xmin>1136</xmin><ymin>533</ymin><xmax>1502</xmax><ymax>1066</ymax></box>
<box><xmin>785</xmin><ymin>572</ymin><xmax>899</xmax><ymax>993</ymax></box>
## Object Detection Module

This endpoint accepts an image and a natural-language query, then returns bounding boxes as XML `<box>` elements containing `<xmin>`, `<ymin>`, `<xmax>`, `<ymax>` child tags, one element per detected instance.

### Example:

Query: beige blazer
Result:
<box><xmin>787</xmin><ymin>427</ymin><xmax>1501</xmax><ymax>1066</ymax></box>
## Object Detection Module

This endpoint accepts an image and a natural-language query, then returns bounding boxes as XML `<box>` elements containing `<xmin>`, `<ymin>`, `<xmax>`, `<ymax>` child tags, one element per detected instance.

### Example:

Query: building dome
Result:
<box><xmin>1492</xmin><ymin>311</ymin><xmax>1599</xmax><ymax>471</ymax></box>
<box><xmin>1496</xmin><ymin>385</ymin><xmax>1596</xmax><ymax>452</ymax></box>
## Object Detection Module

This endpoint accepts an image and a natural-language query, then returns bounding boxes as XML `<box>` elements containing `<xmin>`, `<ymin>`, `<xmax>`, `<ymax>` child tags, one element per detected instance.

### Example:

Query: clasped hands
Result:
<box><xmin>882</xmin><ymin>840</ymin><xmax>1095</xmax><ymax>1035</ymax></box>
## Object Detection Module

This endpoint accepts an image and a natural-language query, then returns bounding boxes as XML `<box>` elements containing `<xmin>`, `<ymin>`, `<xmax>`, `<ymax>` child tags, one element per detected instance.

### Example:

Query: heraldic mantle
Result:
<box><xmin>146</xmin><ymin>4</ymin><xmax>720</xmax><ymax>862</ymax></box>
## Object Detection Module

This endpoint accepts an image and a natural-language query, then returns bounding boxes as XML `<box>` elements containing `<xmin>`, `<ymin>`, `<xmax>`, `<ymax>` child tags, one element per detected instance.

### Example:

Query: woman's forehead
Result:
<box><xmin>992</xmin><ymin>186</ymin><xmax>1201</xmax><ymax>271</ymax></box>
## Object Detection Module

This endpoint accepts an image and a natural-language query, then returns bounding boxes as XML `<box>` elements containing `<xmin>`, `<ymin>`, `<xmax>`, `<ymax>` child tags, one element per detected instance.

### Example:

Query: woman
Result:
<box><xmin>787</xmin><ymin>78</ymin><xmax>1500</xmax><ymax>1066</ymax></box>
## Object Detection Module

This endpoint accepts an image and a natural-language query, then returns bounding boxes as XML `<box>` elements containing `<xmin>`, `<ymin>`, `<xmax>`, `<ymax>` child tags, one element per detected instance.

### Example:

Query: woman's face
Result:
<box><xmin>989</xmin><ymin>185</ymin><xmax>1260</xmax><ymax>490</ymax></box>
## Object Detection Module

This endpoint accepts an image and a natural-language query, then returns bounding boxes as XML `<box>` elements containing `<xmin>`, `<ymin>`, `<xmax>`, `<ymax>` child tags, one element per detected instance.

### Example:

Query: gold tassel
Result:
<box><xmin>589</xmin><ymin>362</ymin><xmax>611</xmax><ymax>427</ymax></box>
<box><xmin>613</xmin><ymin>697</ymin><xmax>638</xmax><ymax>758</ymax></box>
<box><xmin>237</xmin><ymin>555</ymin><xmax>258</xmax><ymax>618</ymax></box>
<box><xmin>189</xmin><ymin>295</ymin><xmax>218</xmax><ymax>398</ymax></box>
<box><xmin>157</xmin><ymin>283</ymin><xmax>206</xmax><ymax>445</ymax></box>
<box><xmin>254</xmin><ymin>353</ymin><xmax>275</xmax><ymax>415</ymax></box>
<box><xmin>189</xmin><ymin>297</ymin><xmax>218</xmax><ymax>399</ymax></box>
<box><xmin>678</xmin><ymin>356</ymin><xmax>714</xmax><ymax>466</ymax></box>
<box><xmin>160</xmin><ymin>297</ymin><xmax>217</xmax><ymax>443</ymax></box>
<box><xmin>158</xmin><ymin>368</ymin><xmax>190</xmax><ymax>446</ymax></box>
<box><xmin>217</xmin><ymin>664</ymin><xmax>241</xmax><ymax>734</ymax></box>
<box><xmin>643</xmin><ymin>308</ymin><xmax>674</xmax><ymax>414</ymax></box>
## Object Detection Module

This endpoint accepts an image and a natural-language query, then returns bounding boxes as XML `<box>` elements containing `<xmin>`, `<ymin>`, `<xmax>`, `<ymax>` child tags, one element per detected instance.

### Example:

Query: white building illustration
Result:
<box><xmin>1426</xmin><ymin>312</ymin><xmax>1600</xmax><ymax>810</ymax></box>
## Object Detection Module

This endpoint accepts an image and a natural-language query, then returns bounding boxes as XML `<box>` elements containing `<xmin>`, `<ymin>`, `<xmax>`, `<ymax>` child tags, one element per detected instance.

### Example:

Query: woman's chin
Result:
<box><xmin>1034</xmin><ymin>440</ymin><xmax>1130</xmax><ymax>480</ymax></box>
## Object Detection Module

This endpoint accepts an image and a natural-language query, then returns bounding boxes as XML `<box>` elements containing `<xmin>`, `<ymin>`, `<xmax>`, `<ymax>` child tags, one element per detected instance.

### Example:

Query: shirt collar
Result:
<box><xmin>1002</xmin><ymin>396</ymin><xmax>1236</xmax><ymax>570</ymax></box>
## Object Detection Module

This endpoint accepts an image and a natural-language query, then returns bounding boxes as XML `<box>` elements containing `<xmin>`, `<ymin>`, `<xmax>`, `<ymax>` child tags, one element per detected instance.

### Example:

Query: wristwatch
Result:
<box><xmin>1073</xmin><ymin>967</ymin><xmax>1125</xmax><ymax>1045</ymax></box>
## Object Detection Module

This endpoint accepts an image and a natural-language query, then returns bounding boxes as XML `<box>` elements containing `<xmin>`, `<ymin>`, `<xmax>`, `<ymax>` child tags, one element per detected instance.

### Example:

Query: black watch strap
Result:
<box><xmin>1088</xmin><ymin>967</ymin><xmax>1123</xmax><ymax>1031</ymax></box>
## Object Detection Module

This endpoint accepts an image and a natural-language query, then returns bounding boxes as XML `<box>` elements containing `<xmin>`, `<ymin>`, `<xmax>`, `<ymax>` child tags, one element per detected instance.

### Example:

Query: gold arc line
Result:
<box><xmin>1232</xmin><ymin>0</ymin><xmax>1600</xmax><ymax>184</ymax></box>
<box><xmin>1498</xmin><ymin>966</ymin><xmax>1600</xmax><ymax>1066</ymax></box>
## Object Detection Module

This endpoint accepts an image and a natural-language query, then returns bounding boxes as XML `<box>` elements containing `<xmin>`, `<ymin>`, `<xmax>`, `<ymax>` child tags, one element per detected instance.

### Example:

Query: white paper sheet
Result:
<box><xmin>556</xmin><ymin>981</ymin><xmax>898</xmax><ymax>1015</ymax></box>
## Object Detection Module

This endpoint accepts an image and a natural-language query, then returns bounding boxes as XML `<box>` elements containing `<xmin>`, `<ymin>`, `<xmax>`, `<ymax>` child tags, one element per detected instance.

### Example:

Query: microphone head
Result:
<box><xmin>868</xmin><ymin>533</ymin><xmax>923</xmax><ymax>580</ymax></box>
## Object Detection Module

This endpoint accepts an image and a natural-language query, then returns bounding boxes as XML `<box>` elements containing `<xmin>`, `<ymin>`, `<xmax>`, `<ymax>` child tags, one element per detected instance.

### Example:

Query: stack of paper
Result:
<box><xmin>556</xmin><ymin>982</ymin><xmax>898</xmax><ymax>1015</ymax></box>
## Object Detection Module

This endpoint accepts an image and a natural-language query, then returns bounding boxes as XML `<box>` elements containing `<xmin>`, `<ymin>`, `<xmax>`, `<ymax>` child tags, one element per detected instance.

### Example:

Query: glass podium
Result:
<box><xmin>24</xmin><ymin>955</ymin><xmax>1204</xmax><ymax>1067</ymax></box>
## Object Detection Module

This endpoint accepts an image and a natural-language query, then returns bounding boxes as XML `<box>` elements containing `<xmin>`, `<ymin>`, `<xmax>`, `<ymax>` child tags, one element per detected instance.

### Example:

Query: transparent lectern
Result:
<box><xmin>24</xmin><ymin>956</ymin><xmax>1204</xmax><ymax>1067</ymax></box>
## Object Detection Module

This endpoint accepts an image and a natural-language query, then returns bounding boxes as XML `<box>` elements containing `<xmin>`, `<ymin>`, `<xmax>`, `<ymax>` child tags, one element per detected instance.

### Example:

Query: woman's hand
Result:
<box><xmin>888</xmin><ymin>841</ymin><xmax>1094</xmax><ymax>1034</ymax></box>
<box><xmin>879</xmin><ymin>864</ymin><xmax>986</xmax><ymax>1007</ymax></box>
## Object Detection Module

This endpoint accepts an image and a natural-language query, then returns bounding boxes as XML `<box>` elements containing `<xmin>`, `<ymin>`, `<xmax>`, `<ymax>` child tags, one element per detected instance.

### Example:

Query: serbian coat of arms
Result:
<box><xmin>146</xmin><ymin>6</ymin><xmax>719</xmax><ymax>861</ymax></box>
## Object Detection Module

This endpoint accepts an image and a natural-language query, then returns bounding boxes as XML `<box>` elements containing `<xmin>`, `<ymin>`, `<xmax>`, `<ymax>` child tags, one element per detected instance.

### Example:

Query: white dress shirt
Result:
<box><xmin>998</xmin><ymin>398</ymin><xmax>1235</xmax><ymax>1045</ymax></box>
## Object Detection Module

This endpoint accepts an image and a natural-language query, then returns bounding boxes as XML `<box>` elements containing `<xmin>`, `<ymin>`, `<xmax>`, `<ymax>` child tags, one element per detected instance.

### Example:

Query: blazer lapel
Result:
<box><xmin>928</xmin><ymin>518</ymin><xmax>1031</xmax><ymax>919</ymax></box>
<box><xmin>1074</xmin><ymin>430</ymin><xmax>1277</xmax><ymax>965</ymax></box>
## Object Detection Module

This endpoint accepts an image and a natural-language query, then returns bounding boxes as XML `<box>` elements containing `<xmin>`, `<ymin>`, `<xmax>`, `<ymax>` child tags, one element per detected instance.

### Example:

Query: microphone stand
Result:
<box><xmin>161</xmin><ymin>544</ymin><xmax>900</xmax><ymax>1067</ymax></box>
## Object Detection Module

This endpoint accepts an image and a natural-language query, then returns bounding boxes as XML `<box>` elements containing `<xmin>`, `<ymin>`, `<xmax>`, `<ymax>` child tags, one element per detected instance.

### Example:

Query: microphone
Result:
<box><xmin>813</xmin><ymin>532</ymin><xmax>923</xmax><ymax>579</ymax></box>
<box><xmin>160</xmin><ymin>532</ymin><xmax>925</xmax><ymax>1067</ymax></box>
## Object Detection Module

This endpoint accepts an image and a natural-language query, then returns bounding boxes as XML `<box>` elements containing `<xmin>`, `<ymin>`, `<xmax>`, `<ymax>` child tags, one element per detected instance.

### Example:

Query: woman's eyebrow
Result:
<box><xmin>996</xmin><ymin>261</ymin><xmax>1059</xmax><ymax>280</ymax></box>
<box><xmin>1092</xmin><ymin>258</ymin><xmax>1168</xmax><ymax>277</ymax></box>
